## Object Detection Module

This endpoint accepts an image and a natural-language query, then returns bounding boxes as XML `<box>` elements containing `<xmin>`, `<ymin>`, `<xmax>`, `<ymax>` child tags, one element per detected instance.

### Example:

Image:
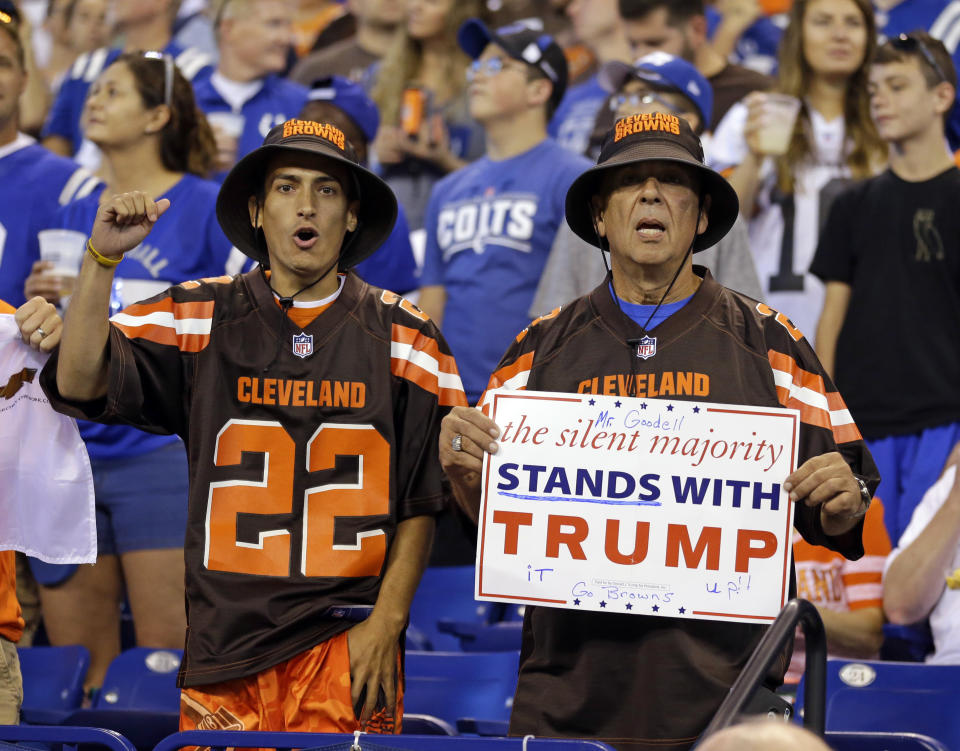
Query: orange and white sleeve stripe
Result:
<box><xmin>841</xmin><ymin>499</ymin><xmax>891</xmax><ymax>610</ymax></box>
<box><xmin>477</xmin><ymin>350</ymin><xmax>535</xmax><ymax>414</ymax></box>
<box><xmin>390</xmin><ymin>324</ymin><xmax>467</xmax><ymax>408</ymax></box>
<box><xmin>0</xmin><ymin>301</ymin><xmax>14</xmax><ymax>315</ymax></box>
<box><xmin>767</xmin><ymin>349</ymin><xmax>862</xmax><ymax>444</ymax></box>
<box><xmin>110</xmin><ymin>298</ymin><xmax>215</xmax><ymax>353</ymax></box>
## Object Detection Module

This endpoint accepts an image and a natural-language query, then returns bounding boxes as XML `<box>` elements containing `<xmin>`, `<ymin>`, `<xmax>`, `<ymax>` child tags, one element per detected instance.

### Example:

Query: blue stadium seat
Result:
<box><xmin>796</xmin><ymin>659</ymin><xmax>960</xmax><ymax>749</ymax></box>
<box><xmin>61</xmin><ymin>648</ymin><xmax>182</xmax><ymax>750</ymax></box>
<box><xmin>826</xmin><ymin>731</ymin><xmax>950</xmax><ymax>751</ymax></box>
<box><xmin>153</xmin><ymin>730</ymin><xmax>615</xmax><ymax>751</ymax></box>
<box><xmin>436</xmin><ymin>621</ymin><xmax>522</xmax><ymax>652</ymax></box>
<box><xmin>408</xmin><ymin>566</ymin><xmax>495</xmax><ymax>651</ymax></box>
<box><xmin>18</xmin><ymin>645</ymin><xmax>90</xmax><ymax>724</ymax></box>
<box><xmin>403</xmin><ymin>650</ymin><xmax>519</xmax><ymax>728</ymax></box>
<box><xmin>90</xmin><ymin>648</ymin><xmax>181</xmax><ymax>711</ymax></box>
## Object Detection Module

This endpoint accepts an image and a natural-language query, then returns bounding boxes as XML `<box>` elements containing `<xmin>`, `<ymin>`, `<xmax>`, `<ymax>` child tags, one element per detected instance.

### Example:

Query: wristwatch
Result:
<box><xmin>853</xmin><ymin>476</ymin><xmax>872</xmax><ymax>518</ymax></box>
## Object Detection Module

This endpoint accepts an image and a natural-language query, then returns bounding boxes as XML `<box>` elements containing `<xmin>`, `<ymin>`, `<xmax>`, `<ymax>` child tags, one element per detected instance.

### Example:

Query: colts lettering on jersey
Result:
<box><xmin>260</xmin><ymin>113</ymin><xmax>290</xmax><ymax>138</ymax></box>
<box><xmin>125</xmin><ymin>243</ymin><xmax>170</xmax><ymax>278</ymax></box>
<box><xmin>437</xmin><ymin>193</ymin><xmax>538</xmax><ymax>260</ymax></box>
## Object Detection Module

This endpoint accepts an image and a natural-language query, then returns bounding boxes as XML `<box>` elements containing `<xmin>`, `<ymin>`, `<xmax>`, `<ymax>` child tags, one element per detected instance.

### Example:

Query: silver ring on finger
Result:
<box><xmin>451</xmin><ymin>434</ymin><xmax>463</xmax><ymax>452</ymax></box>
<box><xmin>35</xmin><ymin>327</ymin><xmax>46</xmax><ymax>338</ymax></box>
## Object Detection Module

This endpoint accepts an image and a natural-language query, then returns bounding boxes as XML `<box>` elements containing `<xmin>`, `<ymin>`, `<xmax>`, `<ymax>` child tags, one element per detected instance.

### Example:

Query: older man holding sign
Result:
<box><xmin>440</xmin><ymin>112</ymin><xmax>878</xmax><ymax>750</ymax></box>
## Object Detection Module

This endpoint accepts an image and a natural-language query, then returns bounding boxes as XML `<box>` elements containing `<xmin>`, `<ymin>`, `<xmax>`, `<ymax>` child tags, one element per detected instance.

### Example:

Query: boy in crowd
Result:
<box><xmin>418</xmin><ymin>19</ymin><xmax>591</xmax><ymax>407</ymax></box>
<box><xmin>812</xmin><ymin>31</ymin><xmax>960</xmax><ymax>658</ymax></box>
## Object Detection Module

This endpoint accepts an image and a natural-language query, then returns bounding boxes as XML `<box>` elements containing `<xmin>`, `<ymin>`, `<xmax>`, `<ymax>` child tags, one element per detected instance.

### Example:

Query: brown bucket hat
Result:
<box><xmin>565</xmin><ymin>112</ymin><xmax>739</xmax><ymax>252</ymax></box>
<box><xmin>216</xmin><ymin>118</ymin><xmax>398</xmax><ymax>269</ymax></box>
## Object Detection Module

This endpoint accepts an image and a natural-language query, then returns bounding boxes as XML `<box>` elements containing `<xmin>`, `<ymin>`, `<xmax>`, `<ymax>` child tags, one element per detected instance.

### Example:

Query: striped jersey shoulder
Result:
<box><xmin>111</xmin><ymin>292</ymin><xmax>215</xmax><ymax>354</ymax></box>
<box><xmin>766</xmin><ymin>348</ymin><xmax>861</xmax><ymax>446</ymax></box>
<box><xmin>58</xmin><ymin>166</ymin><xmax>101</xmax><ymax>206</ymax></box>
<box><xmin>173</xmin><ymin>47</ymin><xmax>213</xmax><ymax>81</ymax></box>
<box><xmin>66</xmin><ymin>47</ymin><xmax>114</xmax><ymax>83</ymax></box>
<box><xmin>374</xmin><ymin>288</ymin><xmax>467</xmax><ymax>408</ymax></box>
<box><xmin>108</xmin><ymin>277</ymin><xmax>237</xmax><ymax>354</ymax></box>
<box><xmin>931</xmin><ymin>1</ymin><xmax>960</xmax><ymax>54</ymax></box>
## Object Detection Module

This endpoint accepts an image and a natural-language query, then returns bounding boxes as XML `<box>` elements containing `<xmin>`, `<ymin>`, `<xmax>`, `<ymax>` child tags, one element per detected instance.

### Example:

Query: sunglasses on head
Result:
<box><xmin>142</xmin><ymin>50</ymin><xmax>174</xmax><ymax>108</ymax></box>
<box><xmin>890</xmin><ymin>33</ymin><xmax>948</xmax><ymax>84</ymax></box>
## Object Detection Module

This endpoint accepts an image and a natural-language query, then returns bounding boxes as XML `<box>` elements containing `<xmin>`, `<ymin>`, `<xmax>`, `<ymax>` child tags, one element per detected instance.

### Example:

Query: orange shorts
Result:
<box><xmin>179</xmin><ymin>631</ymin><xmax>402</xmax><ymax>737</ymax></box>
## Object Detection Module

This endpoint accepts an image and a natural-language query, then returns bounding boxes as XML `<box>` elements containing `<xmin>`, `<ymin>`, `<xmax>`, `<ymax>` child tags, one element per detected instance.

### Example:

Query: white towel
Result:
<box><xmin>0</xmin><ymin>315</ymin><xmax>96</xmax><ymax>563</ymax></box>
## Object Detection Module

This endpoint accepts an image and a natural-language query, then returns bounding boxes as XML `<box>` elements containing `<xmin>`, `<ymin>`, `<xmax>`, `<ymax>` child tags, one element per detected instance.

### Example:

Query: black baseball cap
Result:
<box><xmin>565</xmin><ymin>113</ymin><xmax>739</xmax><ymax>252</ymax></box>
<box><xmin>458</xmin><ymin>18</ymin><xmax>568</xmax><ymax>112</ymax></box>
<box><xmin>217</xmin><ymin>118</ymin><xmax>397</xmax><ymax>269</ymax></box>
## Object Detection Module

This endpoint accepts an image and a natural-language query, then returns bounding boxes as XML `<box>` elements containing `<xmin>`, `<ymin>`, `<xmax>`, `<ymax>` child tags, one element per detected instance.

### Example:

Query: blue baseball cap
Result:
<box><xmin>458</xmin><ymin>18</ymin><xmax>568</xmax><ymax>111</ymax></box>
<box><xmin>599</xmin><ymin>52</ymin><xmax>713</xmax><ymax>128</ymax></box>
<box><xmin>307</xmin><ymin>75</ymin><xmax>380</xmax><ymax>144</ymax></box>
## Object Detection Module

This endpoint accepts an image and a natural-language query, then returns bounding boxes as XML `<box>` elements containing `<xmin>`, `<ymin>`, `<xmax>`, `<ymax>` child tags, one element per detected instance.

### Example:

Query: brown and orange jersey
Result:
<box><xmin>480</xmin><ymin>269</ymin><xmax>877</xmax><ymax>750</ymax></box>
<box><xmin>41</xmin><ymin>270</ymin><xmax>466</xmax><ymax>687</ymax></box>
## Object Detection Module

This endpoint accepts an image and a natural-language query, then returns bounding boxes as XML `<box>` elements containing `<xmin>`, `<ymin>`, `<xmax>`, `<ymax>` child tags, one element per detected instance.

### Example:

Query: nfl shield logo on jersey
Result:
<box><xmin>635</xmin><ymin>335</ymin><xmax>657</xmax><ymax>360</ymax></box>
<box><xmin>292</xmin><ymin>332</ymin><xmax>313</xmax><ymax>359</ymax></box>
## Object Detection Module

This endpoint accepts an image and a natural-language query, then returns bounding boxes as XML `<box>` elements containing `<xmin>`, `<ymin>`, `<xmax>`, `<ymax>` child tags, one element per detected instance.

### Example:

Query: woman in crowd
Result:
<box><xmin>23</xmin><ymin>51</ymin><xmax>235</xmax><ymax>695</ymax></box>
<box><xmin>370</xmin><ymin>0</ymin><xmax>485</xmax><ymax>229</ymax></box>
<box><xmin>710</xmin><ymin>0</ymin><xmax>886</xmax><ymax>338</ymax></box>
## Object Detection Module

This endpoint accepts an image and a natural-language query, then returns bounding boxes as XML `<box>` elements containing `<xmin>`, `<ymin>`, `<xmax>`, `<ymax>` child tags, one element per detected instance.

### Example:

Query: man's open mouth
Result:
<box><xmin>293</xmin><ymin>227</ymin><xmax>319</xmax><ymax>248</ymax></box>
<box><xmin>636</xmin><ymin>219</ymin><xmax>665</xmax><ymax>236</ymax></box>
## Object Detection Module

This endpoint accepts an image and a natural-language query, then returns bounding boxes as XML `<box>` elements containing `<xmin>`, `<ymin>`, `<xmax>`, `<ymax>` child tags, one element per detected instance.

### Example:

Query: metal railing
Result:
<box><xmin>696</xmin><ymin>598</ymin><xmax>826</xmax><ymax>744</ymax></box>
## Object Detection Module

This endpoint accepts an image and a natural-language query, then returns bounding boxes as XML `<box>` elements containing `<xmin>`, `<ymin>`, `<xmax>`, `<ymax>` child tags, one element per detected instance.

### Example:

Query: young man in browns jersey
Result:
<box><xmin>440</xmin><ymin>113</ymin><xmax>877</xmax><ymax>750</ymax></box>
<box><xmin>40</xmin><ymin>119</ymin><xmax>467</xmax><ymax>734</ymax></box>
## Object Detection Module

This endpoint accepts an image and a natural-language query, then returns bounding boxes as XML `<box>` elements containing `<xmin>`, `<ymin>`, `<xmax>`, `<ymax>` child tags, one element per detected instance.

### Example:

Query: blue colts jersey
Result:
<box><xmin>42</xmin><ymin>41</ymin><xmax>213</xmax><ymax>156</ymax></box>
<box><xmin>0</xmin><ymin>135</ymin><xmax>100</xmax><ymax>306</ymax></box>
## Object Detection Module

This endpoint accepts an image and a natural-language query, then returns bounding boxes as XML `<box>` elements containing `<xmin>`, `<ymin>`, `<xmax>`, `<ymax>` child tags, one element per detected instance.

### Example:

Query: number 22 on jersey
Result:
<box><xmin>204</xmin><ymin>420</ymin><xmax>389</xmax><ymax>578</ymax></box>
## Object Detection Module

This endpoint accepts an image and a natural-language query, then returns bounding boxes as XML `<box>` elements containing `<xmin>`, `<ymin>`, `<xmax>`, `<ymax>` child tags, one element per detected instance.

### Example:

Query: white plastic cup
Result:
<box><xmin>206</xmin><ymin>111</ymin><xmax>245</xmax><ymax>139</ymax></box>
<box><xmin>207</xmin><ymin>112</ymin><xmax>246</xmax><ymax>171</ymax></box>
<box><xmin>38</xmin><ymin>229</ymin><xmax>87</xmax><ymax>298</ymax></box>
<box><xmin>754</xmin><ymin>93</ymin><xmax>802</xmax><ymax>156</ymax></box>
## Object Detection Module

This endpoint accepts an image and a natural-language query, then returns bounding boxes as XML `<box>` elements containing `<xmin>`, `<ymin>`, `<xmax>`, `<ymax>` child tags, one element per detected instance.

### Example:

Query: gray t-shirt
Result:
<box><xmin>529</xmin><ymin>215</ymin><xmax>764</xmax><ymax>317</ymax></box>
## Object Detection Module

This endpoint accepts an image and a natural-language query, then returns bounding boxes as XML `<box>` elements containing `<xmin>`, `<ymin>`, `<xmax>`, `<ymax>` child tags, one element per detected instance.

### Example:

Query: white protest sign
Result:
<box><xmin>476</xmin><ymin>389</ymin><xmax>799</xmax><ymax>624</ymax></box>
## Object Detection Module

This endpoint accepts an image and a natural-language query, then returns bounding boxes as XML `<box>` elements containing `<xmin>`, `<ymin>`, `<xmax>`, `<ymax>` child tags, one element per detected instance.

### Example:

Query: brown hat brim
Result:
<box><xmin>565</xmin><ymin>140</ymin><xmax>739</xmax><ymax>253</ymax></box>
<box><xmin>216</xmin><ymin>139</ymin><xmax>397</xmax><ymax>269</ymax></box>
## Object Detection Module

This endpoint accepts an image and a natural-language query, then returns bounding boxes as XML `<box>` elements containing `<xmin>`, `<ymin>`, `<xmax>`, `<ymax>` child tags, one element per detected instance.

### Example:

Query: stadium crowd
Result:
<box><xmin>2</xmin><ymin>0</ymin><xmax>960</xmax><ymax>749</ymax></box>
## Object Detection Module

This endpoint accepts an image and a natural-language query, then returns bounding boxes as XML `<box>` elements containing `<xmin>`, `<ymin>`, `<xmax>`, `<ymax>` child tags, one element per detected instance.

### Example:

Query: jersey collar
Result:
<box><xmin>0</xmin><ymin>133</ymin><xmax>36</xmax><ymax>162</ymax></box>
<box><xmin>589</xmin><ymin>265</ymin><xmax>722</xmax><ymax>352</ymax></box>
<box><xmin>245</xmin><ymin>267</ymin><xmax>364</xmax><ymax>345</ymax></box>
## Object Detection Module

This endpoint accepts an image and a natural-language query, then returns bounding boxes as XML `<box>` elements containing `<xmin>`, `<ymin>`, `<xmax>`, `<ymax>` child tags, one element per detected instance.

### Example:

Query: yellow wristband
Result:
<box><xmin>86</xmin><ymin>238</ymin><xmax>122</xmax><ymax>268</ymax></box>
